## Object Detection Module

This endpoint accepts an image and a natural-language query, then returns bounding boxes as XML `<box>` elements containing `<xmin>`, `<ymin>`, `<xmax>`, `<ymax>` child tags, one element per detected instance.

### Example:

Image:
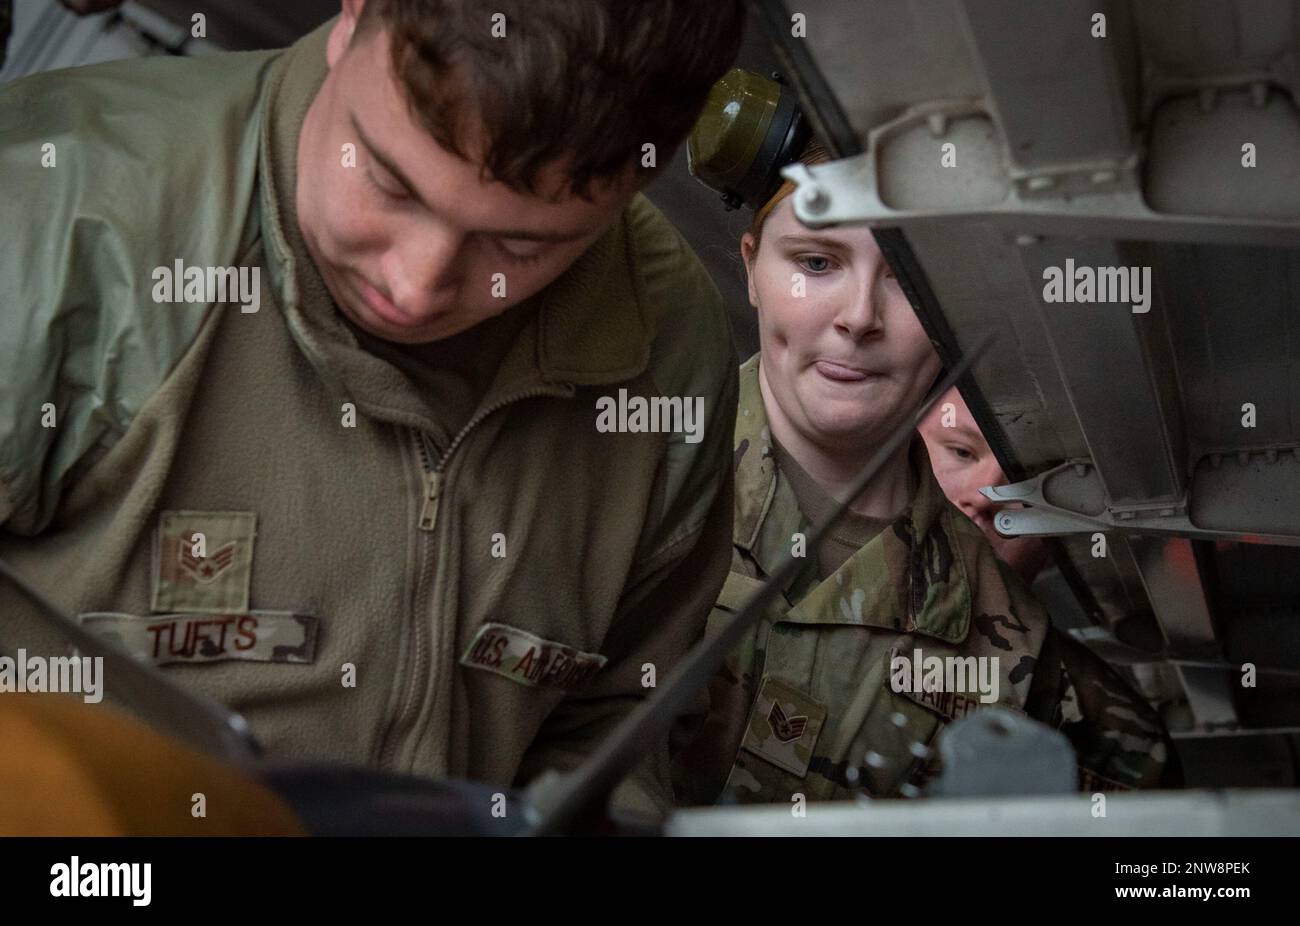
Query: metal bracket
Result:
<box><xmin>980</xmin><ymin>459</ymin><xmax>1300</xmax><ymax>546</ymax></box>
<box><xmin>779</xmin><ymin>97</ymin><xmax>1300</xmax><ymax>246</ymax></box>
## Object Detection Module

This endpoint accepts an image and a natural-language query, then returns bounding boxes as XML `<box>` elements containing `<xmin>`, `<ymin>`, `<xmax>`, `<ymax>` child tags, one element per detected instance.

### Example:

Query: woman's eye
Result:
<box><xmin>796</xmin><ymin>255</ymin><xmax>833</xmax><ymax>273</ymax></box>
<box><xmin>949</xmin><ymin>445</ymin><xmax>975</xmax><ymax>462</ymax></box>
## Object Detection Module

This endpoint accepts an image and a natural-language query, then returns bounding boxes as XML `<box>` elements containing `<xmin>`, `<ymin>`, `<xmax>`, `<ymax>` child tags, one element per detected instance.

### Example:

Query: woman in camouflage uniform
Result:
<box><xmin>675</xmin><ymin>141</ymin><xmax>1177</xmax><ymax>805</ymax></box>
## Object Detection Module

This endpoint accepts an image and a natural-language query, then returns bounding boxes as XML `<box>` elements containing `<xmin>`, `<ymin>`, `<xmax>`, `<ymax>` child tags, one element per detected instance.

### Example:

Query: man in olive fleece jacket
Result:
<box><xmin>0</xmin><ymin>1</ymin><xmax>745</xmax><ymax>817</ymax></box>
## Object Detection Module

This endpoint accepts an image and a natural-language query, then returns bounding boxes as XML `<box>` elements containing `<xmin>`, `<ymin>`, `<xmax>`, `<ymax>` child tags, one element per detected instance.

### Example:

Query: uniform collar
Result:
<box><xmin>255</xmin><ymin>19</ymin><xmax>653</xmax><ymax>429</ymax></box>
<box><xmin>732</xmin><ymin>354</ymin><xmax>973</xmax><ymax>642</ymax></box>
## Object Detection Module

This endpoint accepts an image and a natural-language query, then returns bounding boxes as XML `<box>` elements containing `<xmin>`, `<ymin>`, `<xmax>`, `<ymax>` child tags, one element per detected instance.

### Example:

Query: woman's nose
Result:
<box><xmin>833</xmin><ymin>279</ymin><xmax>883</xmax><ymax>339</ymax></box>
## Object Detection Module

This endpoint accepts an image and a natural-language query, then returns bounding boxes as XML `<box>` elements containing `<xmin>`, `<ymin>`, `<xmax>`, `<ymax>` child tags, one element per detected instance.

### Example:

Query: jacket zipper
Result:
<box><xmin>415</xmin><ymin>385</ymin><xmax>570</xmax><ymax>533</ymax></box>
<box><xmin>416</xmin><ymin>433</ymin><xmax>441</xmax><ymax>531</ymax></box>
<box><xmin>376</xmin><ymin>383</ymin><xmax>574</xmax><ymax>770</ymax></box>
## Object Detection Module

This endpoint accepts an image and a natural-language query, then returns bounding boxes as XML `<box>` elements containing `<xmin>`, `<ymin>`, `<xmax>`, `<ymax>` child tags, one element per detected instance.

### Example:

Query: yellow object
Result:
<box><xmin>0</xmin><ymin>694</ymin><xmax>304</xmax><ymax>835</ymax></box>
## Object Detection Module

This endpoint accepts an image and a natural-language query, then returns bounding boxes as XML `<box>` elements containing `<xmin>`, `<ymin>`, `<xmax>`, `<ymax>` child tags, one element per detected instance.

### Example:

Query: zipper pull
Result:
<box><xmin>419</xmin><ymin>470</ymin><xmax>442</xmax><ymax>532</ymax></box>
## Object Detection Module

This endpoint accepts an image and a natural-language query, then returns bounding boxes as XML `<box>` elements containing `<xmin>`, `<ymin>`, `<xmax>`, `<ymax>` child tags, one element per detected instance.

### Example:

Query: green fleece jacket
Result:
<box><xmin>0</xmin><ymin>21</ymin><xmax>737</xmax><ymax>816</ymax></box>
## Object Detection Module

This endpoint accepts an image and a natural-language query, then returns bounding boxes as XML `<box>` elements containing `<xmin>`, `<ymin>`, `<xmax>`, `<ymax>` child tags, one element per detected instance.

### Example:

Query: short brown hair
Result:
<box><xmin>357</xmin><ymin>0</ymin><xmax>746</xmax><ymax>199</ymax></box>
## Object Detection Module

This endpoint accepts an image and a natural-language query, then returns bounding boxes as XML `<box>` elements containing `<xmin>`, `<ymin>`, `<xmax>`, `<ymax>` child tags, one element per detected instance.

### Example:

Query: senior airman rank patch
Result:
<box><xmin>741</xmin><ymin>676</ymin><xmax>827</xmax><ymax>778</ymax></box>
<box><xmin>79</xmin><ymin>611</ymin><xmax>319</xmax><ymax>666</ymax></box>
<box><xmin>152</xmin><ymin>511</ymin><xmax>256</xmax><ymax>614</ymax></box>
<box><xmin>460</xmin><ymin>622</ymin><xmax>606</xmax><ymax>691</ymax></box>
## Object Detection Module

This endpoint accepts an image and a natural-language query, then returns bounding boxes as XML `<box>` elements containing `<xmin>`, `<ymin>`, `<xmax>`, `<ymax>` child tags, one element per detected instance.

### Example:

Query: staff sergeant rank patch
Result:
<box><xmin>79</xmin><ymin>611</ymin><xmax>319</xmax><ymax>666</ymax></box>
<box><xmin>152</xmin><ymin>511</ymin><xmax>256</xmax><ymax>614</ymax></box>
<box><xmin>741</xmin><ymin>676</ymin><xmax>828</xmax><ymax>778</ymax></box>
<box><xmin>460</xmin><ymin>622</ymin><xmax>606</xmax><ymax>691</ymax></box>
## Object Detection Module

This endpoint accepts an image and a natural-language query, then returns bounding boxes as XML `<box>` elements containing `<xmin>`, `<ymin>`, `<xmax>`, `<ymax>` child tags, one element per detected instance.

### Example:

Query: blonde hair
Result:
<box><xmin>750</xmin><ymin>138</ymin><xmax>833</xmax><ymax>248</ymax></box>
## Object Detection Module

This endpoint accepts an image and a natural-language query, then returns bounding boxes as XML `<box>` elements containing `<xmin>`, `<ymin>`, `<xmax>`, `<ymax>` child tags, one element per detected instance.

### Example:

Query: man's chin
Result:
<box><xmin>337</xmin><ymin>296</ymin><xmax>449</xmax><ymax>344</ymax></box>
<box><xmin>358</xmin><ymin>317</ymin><xmax>446</xmax><ymax>344</ymax></box>
<box><xmin>315</xmin><ymin>261</ymin><xmax>447</xmax><ymax>343</ymax></box>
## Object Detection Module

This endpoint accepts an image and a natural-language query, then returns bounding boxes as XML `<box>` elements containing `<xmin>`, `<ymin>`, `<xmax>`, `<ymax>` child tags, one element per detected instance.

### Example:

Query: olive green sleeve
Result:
<box><xmin>0</xmin><ymin>56</ymin><xmax>263</xmax><ymax>534</ymax></box>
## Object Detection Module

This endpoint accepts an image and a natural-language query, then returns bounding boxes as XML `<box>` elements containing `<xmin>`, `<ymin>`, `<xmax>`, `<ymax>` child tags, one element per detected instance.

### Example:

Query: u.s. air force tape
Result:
<box><xmin>460</xmin><ymin>622</ymin><xmax>606</xmax><ymax>691</ymax></box>
<box><xmin>79</xmin><ymin>611</ymin><xmax>319</xmax><ymax>666</ymax></box>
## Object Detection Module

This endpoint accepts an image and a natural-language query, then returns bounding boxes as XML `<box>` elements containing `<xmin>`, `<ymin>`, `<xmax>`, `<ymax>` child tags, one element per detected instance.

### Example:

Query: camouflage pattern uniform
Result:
<box><xmin>674</xmin><ymin>354</ymin><xmax>1178</xmax><ymax>804</ymax></box>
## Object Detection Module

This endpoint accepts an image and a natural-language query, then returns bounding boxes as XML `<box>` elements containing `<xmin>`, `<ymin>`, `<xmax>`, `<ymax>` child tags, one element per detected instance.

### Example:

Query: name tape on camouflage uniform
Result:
<box><xmin>887</xmin><ymin>644</ymin><xmax>990</xmax><ymax>723</ymax></box>
<box><xmin>79</xmin><ymin>610</ymin><xmax>319</xmax><ymax>666</ymax></box>
<box><xmin>740</xmin><ymin>676</ymin><xmax>828</xmax><ymax>778</ymax></box>
<box><xmin>152</xmin><ymin>511</ymin><xmax>256</xmax><ymax>614</ymax></box>
<box><xmin>460</xmin><ymin>622</ymin><xmax>606</xmax><ymax>691</ymax></box>
<box><xmin>903</xmin><ymin>685</ymin><xmax>985</xmax><ymax>722</ymax></box>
